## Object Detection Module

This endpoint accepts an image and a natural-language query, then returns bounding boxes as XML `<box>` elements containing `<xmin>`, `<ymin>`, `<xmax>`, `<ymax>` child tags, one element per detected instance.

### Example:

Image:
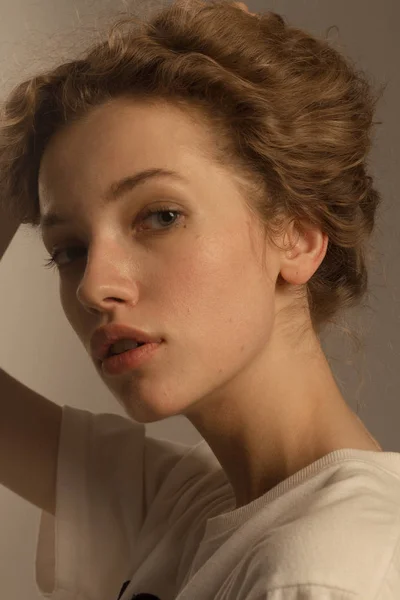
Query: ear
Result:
<box><xmin>279</xmin><ymin>221</ymin><xmax>329</xmax><ymax>286</ymax></box>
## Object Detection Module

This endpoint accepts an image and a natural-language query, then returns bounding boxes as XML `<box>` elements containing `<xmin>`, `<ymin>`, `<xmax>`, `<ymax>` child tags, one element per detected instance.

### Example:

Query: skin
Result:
<box><xmin>38</xmin><ymin>97</ymin><xmax>382</xmax><ymax>510</ymax></box>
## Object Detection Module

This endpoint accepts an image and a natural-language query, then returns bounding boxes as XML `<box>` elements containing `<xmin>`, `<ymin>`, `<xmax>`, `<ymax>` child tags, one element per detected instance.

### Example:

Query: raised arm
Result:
<box><xmin>0</xmin><ymin>206</ymin><xmax>62</xmax><ymax>516</ymax></box>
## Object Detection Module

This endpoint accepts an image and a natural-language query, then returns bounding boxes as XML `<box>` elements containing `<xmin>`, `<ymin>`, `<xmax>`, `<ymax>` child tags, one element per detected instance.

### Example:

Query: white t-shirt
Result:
<box><xmin>35</xmin><ymin>405</ymin><xmax>400</xmax><ymax>600</ymax></box>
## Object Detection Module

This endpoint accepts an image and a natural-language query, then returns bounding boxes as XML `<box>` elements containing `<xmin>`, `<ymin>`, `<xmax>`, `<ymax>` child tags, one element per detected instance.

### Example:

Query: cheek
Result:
<box><xmin>163</xmin><ymin>236</ymin><xmax>275</xmax><ymax>350</ymax></box>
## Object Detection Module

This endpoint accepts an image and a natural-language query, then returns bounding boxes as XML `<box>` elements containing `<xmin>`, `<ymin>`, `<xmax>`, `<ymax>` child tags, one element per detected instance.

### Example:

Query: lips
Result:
<box><xmin>90</xmin><ymin>323</ymin><xmax>163</xmax><ymax>362</ymax></box>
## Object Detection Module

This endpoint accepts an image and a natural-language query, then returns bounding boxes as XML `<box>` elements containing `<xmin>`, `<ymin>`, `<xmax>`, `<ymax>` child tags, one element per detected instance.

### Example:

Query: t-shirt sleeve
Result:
<box><xmin>35</xmin><ymin>404</ymin><xmax>195</xmax><ymax>600</ymax></box>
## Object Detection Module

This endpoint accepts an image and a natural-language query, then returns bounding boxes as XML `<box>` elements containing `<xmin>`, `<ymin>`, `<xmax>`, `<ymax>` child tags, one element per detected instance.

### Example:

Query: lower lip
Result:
<box><xmin>101</xmin><ymin>342</ymin><xmax>163</xmax><ymax>376</ymax></box>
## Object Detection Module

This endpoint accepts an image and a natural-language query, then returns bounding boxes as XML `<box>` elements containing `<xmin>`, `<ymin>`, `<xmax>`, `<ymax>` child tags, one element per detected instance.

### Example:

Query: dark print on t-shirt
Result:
<box><xmin>116</xmin><ymin>579</ymin><xmax>160</xmax><ymax>600</ymax></box>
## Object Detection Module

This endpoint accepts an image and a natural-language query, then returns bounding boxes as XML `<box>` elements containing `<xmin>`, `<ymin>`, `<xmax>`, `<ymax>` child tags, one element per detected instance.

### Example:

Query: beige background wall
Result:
<box><xmin>0</xmin><ymin>1</ymin><xmax>399</xmax><ymax>598</ymax></box>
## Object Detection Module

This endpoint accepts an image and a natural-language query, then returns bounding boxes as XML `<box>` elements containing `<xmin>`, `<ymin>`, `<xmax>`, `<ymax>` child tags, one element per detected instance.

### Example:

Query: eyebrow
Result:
<box><xmin>40</xmin><ymin>168</ymin><xmax>187</xmax><ymax>232</ymax></box>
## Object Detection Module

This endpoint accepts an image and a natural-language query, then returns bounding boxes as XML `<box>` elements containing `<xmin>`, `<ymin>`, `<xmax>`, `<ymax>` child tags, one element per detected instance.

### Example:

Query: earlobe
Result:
<box><xmin>279</xmin><ymin>263</ymin><xmax>304</xmax><ymax>287</ymax></box>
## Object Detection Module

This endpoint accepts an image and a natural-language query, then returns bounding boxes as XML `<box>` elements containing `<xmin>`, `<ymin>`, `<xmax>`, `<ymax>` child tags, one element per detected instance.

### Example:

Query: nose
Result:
<box><xmin>75</xmin><ymin>247</ymin><xmax>138</xmax><ymax>315</ymax></box>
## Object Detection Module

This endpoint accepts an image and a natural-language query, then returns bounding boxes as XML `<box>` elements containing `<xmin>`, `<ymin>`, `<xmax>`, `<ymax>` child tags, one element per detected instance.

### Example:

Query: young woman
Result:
<box><xmin>1</xmin><ymin>2</ymin><xmax>398</xmax><ymax>599</ymax></box>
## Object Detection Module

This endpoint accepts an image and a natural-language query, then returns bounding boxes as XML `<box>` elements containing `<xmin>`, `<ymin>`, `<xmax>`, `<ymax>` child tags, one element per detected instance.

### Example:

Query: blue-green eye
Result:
<box><xmin>139</xmin><ymin>207</ymin><xmax>181</xmax><ymax>231</ymax></box>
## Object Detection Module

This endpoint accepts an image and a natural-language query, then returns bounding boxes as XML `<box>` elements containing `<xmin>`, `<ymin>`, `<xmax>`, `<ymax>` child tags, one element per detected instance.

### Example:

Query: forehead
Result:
<box><xmin>39</xmin><ymin>98</ymin><xmax>204</xmax><ymax>176</ymax></box>
<box><xmin>38</xmin><ymin>98</ymin><xmax>216</xmax><ymax>211</ymax></box>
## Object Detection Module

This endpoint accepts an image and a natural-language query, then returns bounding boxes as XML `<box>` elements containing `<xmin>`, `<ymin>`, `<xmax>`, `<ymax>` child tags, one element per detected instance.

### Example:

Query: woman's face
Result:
<box><xmin>38</xmin><ymin>97</ymin><xmax>287</xmax><ymax>423</ymax></box>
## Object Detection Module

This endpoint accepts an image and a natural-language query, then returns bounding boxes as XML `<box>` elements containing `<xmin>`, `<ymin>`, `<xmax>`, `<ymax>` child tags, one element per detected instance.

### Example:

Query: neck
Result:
<box><xmin>187</xmin><ymin>336</ymin><xmax>382</xmax><ymax>511</ymax></box>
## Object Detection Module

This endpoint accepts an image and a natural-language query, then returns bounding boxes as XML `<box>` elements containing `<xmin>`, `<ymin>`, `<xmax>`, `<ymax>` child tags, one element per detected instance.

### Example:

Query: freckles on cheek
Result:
<box><xmin>175</xmin><ymin>245</ymin><xmax>234</xmax><ymax>313</ymax></box>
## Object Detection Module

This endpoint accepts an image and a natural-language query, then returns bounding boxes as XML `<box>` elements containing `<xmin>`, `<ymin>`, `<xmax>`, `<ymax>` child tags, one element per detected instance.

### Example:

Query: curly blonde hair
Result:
<box><xmin>0</xmin><ymin>0</ymin><xmax>385</xmax><ymax>350</ymax></box>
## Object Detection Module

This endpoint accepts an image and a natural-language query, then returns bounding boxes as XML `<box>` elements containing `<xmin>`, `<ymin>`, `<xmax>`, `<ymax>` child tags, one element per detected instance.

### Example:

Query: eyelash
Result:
<box><xmin>43</xmin><ymin>205</ymin><xmax>182</xmax><ymax>271</ymax></box>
